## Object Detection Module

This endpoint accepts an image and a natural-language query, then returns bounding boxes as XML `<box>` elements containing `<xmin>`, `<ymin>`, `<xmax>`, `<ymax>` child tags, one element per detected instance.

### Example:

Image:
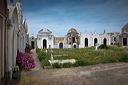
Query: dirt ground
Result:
<box><xmin>19</xmin><ymin>62</ymin><xmax>128</xmax><ymax>85</ymax></box>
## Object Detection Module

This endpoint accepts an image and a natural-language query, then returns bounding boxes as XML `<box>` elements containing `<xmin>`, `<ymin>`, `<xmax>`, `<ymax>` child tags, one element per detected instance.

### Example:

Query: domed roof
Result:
<box><xmin>67</xmin><ymin>28</ymin><xmax>78</xmax><ymax>34</ymax></box>
<box><xmin>122</xmin><ymin>23</ymin><xmax>128</xmax><ymax>33</ymax></box>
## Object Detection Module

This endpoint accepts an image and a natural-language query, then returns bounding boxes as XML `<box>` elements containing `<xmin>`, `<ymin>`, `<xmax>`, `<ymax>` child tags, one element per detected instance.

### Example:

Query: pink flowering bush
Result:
<box><xmin>16</xmin><ymin>52</ymin><xmax>36</xmax><ymax>70</ymax></box>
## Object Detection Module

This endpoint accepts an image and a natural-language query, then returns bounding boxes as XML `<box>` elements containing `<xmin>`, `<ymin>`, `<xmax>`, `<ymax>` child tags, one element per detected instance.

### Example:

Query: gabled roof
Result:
<box><xmin>38</xmin><ymin>29</ymin><xmax>52</xmax><ymax>34</ymax></box>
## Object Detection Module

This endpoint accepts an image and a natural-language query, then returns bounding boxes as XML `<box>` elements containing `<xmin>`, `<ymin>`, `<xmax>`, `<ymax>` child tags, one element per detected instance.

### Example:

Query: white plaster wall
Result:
<box><xmin>20</xmin><ymin>35</ymin><xmax>24</xmax><ymax>52</ymax></box>
<box><xmin>6</xmin><ymin>0</ymin><xmax>28</xmax><ymax>73</ymax></box>
<box><xmin>80</xmin><ymin>33</ymin><xmax>111</xmax><ymax>48</ymax></box>
<box><xmin>54</xmin><ymin>44</ymin><xmax>58</xmax><ymax>48</ymax></box>
<box><xmin>36</xmin><ymin>32</ymin><xmax>112</xmax><ymax>49</ymax></box>
<box><xmin>51</xmin><ymin>36</ymin><xmax>54</xmax><ymax>48</ymax></box>
<box><xmin>64</xmin><ymin>44</ymin><xmax>69</xmax><ymax>48</ymax></box>
<box><xmin>37</xmin><ymin>35</ymin><xmax>54</xmax><ymax>49</ymax></box>
<box><xmin>47</xmin><ymin>37</ymin><xmax>53</xmax><ymax>48</ymax></box>
<box><xmin>80</xmin><ymin>35</ymin><xmax>84</xmax><ymax>48</ymax></box>
<box><xmin>13</xmin><ymin>30</ymin><xmax>17</xmax><ymax>66</ymax></box>
<box><xmin>37</xmin><ymin>39</ymin><xmax>41</xmax><ymax>48</ymax></box>
<box><xmin>7</xmin><ymin>13</ymin><xmax>18</xmax><ymax>72</ymax></box>
<box><xmin>7</xmin><ymin>26</ymin><xmax>18</xmax><ymax>72</ymax></box>
<box><xmin>7</xmin><ymin>28</ymin><xmax>13</xmax><ymax>71</ymax></box>
<box><xmin>18</xmin><ymin>27</ymin><xmax>28</xmax><ymax>52</ymax></box>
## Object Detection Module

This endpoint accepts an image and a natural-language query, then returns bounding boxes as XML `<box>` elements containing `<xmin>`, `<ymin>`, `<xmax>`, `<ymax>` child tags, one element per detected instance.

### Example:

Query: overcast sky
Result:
<box><xmin>22</xmin><ymin>0</ymin><xmax>128</xmax><ymax>36</ymax></box>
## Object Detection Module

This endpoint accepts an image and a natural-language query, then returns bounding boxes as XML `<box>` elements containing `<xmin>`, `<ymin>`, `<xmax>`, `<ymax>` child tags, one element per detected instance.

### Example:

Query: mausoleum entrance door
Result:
<box><xmin>123</xmin><ymin>38</ymin><xmax>127</xmax><ymax>46</ymax></box>
<box><xmin>31</xmin><ymin>41</ymin><xmax>34</xmax><ymax>49</ymax></box>
<box><xmin>59</xmin><ymin>43</ymin><xmax>63</xmax><ymax>48</ymax></box>
<box><xmin>103</xmin><ymin>38</ymin><xmax>107</xmax><ymax>45</ymax></box>
<box><xmin>85</xmin><ymin>38</ymin><xmax>88</xmax><ymax>47</ymax></box>
<box><xmin>43</xmin><ymin>39</ymin><xmax>47</xmax><ymax>49</ymax></box>
<box><xmin>94</xmin><ymin>38</ymin><xmax>98</xmax><ymax>46</ymax></box>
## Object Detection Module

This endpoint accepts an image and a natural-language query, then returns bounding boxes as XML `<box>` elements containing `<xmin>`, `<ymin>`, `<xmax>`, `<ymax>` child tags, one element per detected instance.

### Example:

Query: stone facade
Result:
<box><xmin>54</xmin><ymin>36</ymin><xmax>65</xmax><ymax>48</ymax></box>
<box><xmin>37</xmin><ymin>29</ymin><xmax>54</xmax><ymax>49</ymax></box>
<box><xmin>6</xmin><ymin>0</ymin><xmax>28</xmax><ymax>77</ymax></box>
<box><xmin>66</xmin><ymin>28</ymin><xmax>80</xmax><ymax>48</ymax></box>
<box><xmin>0</xmin><ymin>0</ymin><xmax>7</xmax><ymax>81</ymax></box>
<box><xmin>119</xmin><ymin>24</ymin><xmax>128</xmax><ymax>46</ymax></box>
<box><xmin>107</xmin><ymin>32</ymin><xmax>121</xmax><ymax>46</ymax></box>
<box><xmin>80</xmin><ymin>33</ymin><xmax>111</xmax><ymax>48</ymax></box>
<box><xmin>29</xmin><ymin>36</ymin><xmax>37</xmax><ymax>49</ymax></box>
<box><xmin>30</xmin><ymin>25</ymin><xmax>128</xmax><ymax>48</ymax></box>
<box><xmin>32</xmin><ymin>28</ymin><xmax>112</xmax><ymax>49</ymax></box>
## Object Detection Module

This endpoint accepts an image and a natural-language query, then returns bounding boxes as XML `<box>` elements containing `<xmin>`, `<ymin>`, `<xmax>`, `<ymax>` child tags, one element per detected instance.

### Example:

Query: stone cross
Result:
<box><xmin>51</xmin><ymin>54</ymin><xmax>54</xmax><ymax>61</ymax></box>
<box><xmin>95</xmin><ymin>43</ymin><xmax>100</xmax><ymax>50</ymax></box>
<box><xmin>45</xmin><ymin>49</ymin><xmax>48</xmax><ymax>54</ymax></box>
<box><xmin>41</xmin><ymin>46</ymin><xmax>43</xmax><ymax>52</ymax></box>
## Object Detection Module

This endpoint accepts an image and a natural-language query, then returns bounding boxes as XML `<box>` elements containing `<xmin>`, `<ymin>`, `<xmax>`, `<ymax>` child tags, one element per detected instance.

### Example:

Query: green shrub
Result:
<box><xmin>37</xmin><ymin>52</ymin><xmax>45</xmax><ymax>62</ymax></box>
<box><xmin>62</xmin><ymin>63</ymin><xmax>73</xmax><ymax>68</ymax></box>
<box><xmin>98</xmin><ymin>44</ymin><xmax>108</xmax><ymax>49</ymax></box>
<box><xmin>52</xmin><ymin>63</ymin><xmax>62</xmax><ymax>68</ymax></box>
<box><xmin>36</xmin><ymin>48</ymin><xmax>41</xmax><ymax>53</ymax></box>
<box><xmin>73</xmin><ymin>60</ymin><xmax>87</xmax><ymax>67</ymax></box>
<box><xmin>120</xmin><ymin>54</ymin><xmax>128</xmax><ymax>62</ymax></box>
<box><xmin>42</xmin><ymin>60</ymin><xmax>50</xmax><ymax>66</ymax></box>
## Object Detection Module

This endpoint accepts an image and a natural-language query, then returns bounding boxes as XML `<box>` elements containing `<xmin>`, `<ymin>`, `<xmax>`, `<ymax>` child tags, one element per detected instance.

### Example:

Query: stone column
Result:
<box><xmin>122</xmin><ymin>37</ymin><xmax>123</xmax><ymax>46</ymax></box>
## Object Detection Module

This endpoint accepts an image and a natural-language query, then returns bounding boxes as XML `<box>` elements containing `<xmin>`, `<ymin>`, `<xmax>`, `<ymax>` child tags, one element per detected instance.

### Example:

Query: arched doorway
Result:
<box><xmin>43</xmin><ymin>39</ymin><xmax>47</xmax><ymax>49</ymax></box>
<box><xmin>31</xmin><ymin>41</ymin><xmax>34</xmax><ymax>49</ymax></box>
<box><xmin>74</xmin><ymin>45</ymin><xmax>76</xmax><ymax>48</ymax></box>
<box><xmin>72</xmin><ymin>37</ymin><xmax>75</xmax><ymax>43</ymax></box>
<box><xmin>123</xmin><ymin>38</ymin><xmax>127</xmax><ymax>46</ymax></box>
<box><xmin>103</xmin><ymin>38</ymin><xmax>107</xmax><ymax>45</ymax></box>
<box><xmin>94</xmin><ymin>38</ymin><xmax>98</xmax><ymax>46</ymax></box>
<box><xmin>85</xmin><ymin>38</ymin><xmax>88</xmax><ymax>47</ymax></box>
<box><xmin>59</xmin><ymin>43</ymin><xmax>63</xmax><ymax>48</ymax></box>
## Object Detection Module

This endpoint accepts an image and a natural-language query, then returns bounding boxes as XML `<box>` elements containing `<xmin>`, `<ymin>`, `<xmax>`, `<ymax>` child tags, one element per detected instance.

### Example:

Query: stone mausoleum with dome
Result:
<box><xmin>31</xmin><ymin>28</ymin><xmax>111</xmax><ymax>49</ymax></box>
<box><xmin>29</xmin><ymin>24</ymin><xmax>128</xmax><ymax>49</ymax></box>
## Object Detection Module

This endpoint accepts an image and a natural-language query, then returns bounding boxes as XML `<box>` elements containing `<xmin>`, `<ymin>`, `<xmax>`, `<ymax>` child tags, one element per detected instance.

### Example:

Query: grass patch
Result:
<box><xmin>36</xmin><ymin>46</ymin><xmax>128</xmax><ymax>68</ymax></box>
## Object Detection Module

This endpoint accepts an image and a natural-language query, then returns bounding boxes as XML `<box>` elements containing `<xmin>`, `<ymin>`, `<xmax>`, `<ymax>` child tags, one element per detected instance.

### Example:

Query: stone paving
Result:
<box><xmin>9</xmin><ymin>50</ymin><xmax>128</xmax><ymax>85</ymax></box>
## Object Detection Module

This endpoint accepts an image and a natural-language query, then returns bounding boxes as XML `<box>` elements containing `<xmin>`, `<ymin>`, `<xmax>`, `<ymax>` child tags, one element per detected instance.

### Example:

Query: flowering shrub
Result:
<box><xmin>16</xmin><ymin>52</ymin><xmax>24</xmax><ymax>68</ymax></box>
<box><xmin>16</xmin><ymin>52</ymin><xmax>36</xmax><ymax>70</ymax></box>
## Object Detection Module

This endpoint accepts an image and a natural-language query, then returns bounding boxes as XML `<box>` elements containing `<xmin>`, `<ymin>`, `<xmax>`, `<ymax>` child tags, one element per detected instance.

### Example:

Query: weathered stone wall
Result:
<box><xmin>0</xmin><ymin>0</ymin><xmax>7</xmax><ymax>81</ymax></box>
